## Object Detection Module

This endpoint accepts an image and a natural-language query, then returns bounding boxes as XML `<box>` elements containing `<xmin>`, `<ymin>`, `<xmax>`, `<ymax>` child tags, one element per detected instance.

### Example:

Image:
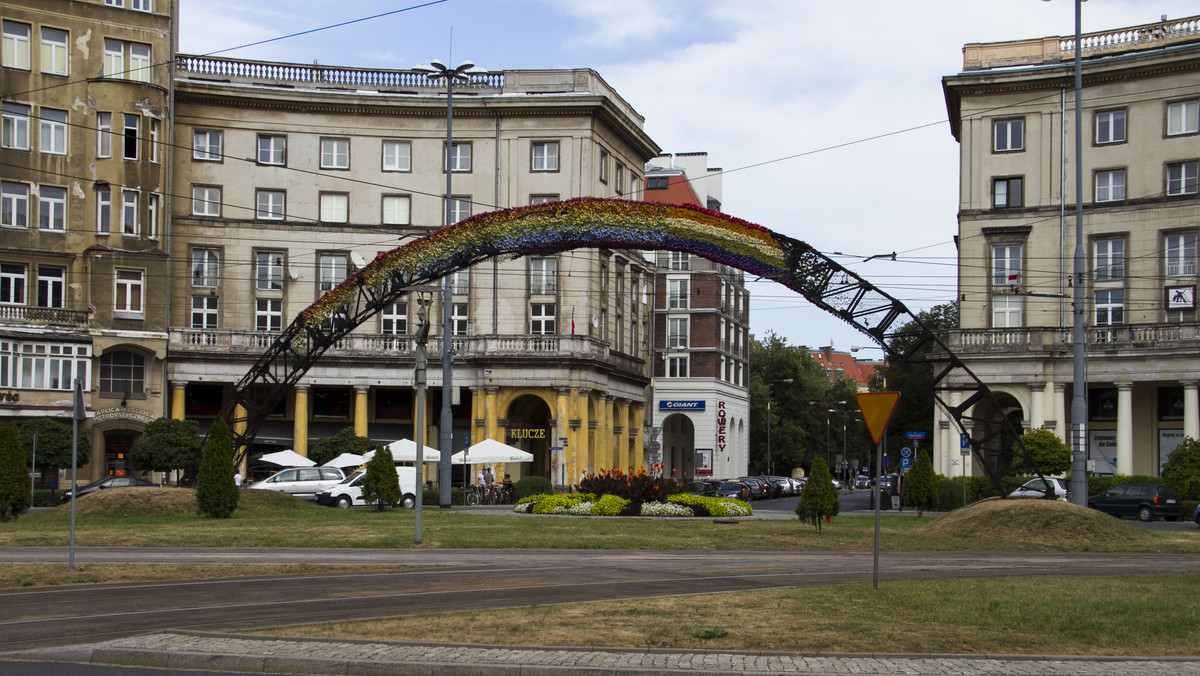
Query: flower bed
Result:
<box><xmin>513</xmin><ymin>492</ymin><xmax>752</xmax><ymax>517</ymax></box>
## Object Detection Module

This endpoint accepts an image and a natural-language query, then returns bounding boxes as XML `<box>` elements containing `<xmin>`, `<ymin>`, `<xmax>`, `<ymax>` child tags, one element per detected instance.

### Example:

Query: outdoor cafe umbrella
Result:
<box><xmin>362</xmin><ymin>439</ymin><xmax>441</xmax><ymax>464</ymax></box>
<box><xmin>321</xmin><ymin>452</ymin><xmax>365</xmax><ymax>469</ymax></box>
<box><xmin>257</xmin><ymin>450</ymin><xmax>316</xmax><ymax>467</ymax></box>
<box><xmin>450</xmin><ymin>438</ymin><xmax>534</xmax><ymax>464</ymax></box>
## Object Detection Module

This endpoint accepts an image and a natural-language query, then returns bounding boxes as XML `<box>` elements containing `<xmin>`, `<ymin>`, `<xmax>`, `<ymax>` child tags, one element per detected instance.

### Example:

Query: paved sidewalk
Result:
<box><xmin>12</xmin><ymin>631</ymin><xmax>1200</xmax><ymax>676</ymax></box>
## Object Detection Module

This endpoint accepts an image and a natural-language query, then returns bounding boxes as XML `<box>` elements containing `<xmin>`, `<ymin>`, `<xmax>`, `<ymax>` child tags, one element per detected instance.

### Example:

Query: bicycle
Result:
<box><xmin>464</xmin><ymin>485</ymin><xmax>482</xmax><ymax>506</ymax></box>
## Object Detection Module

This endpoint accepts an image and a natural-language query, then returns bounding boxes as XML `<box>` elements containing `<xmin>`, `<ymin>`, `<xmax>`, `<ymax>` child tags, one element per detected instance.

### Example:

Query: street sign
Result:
<box><xmin>905</xmin><ymin>432</ymin><xmax>926</xmax><ymax>440</ymax></box>
<box><xmin>900</xmin><ymin>447</ymin><xmax>912</xmax><ymax>459</ymax></box>
<box><xmin>549</xmin><ymin>446</ymin><xmax>563</xmax><ymax>451</ymax></box>
<box><xmin>881</xmin><ymin>456</ymin><xmax>891</xmax><ymax>468</ymax></box>
<box><xmin>856</xmin><ymin>392</ymin><xmax>901</xmax><ymax>444</ymax></box>
<box><xmin>901</xmin><ymin>457</ymin><xmax>912</xmax><ymax>470</ymax></box>
<box><xmin>960</xmin><ymin>433</ymin><xmax>970</xmax><ymax>448</ymax></box>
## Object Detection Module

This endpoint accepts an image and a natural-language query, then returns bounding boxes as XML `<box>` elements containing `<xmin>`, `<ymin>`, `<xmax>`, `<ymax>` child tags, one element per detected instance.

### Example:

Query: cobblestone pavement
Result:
<box><xmin>12</xmin><ymin>631</ymin><xmax>1200</xmax><ymax>676</ymax></box>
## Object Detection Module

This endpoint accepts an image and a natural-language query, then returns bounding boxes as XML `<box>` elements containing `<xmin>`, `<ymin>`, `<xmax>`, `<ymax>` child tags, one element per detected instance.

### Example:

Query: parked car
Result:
<box><xmin>785</xmin><ymin>477</ymin><xmax>805</xmax><ymax>494</ymax></box>
<box><xmin>1087</xmin><ymin>482</ymin><xmax>1182</xmax><ymax>522</ymax></box>
<box><xmin>250</xmin><ymin>466</ymin><xmax>346</xmax><ymax>500</ymax></box>
<box><xmin>713</xmin><ymin>480</ymin><xmax>750</xmax><ymax>501</ymax></box>
<box><xmin>762</xmin><ymin>476</ymin><xmax>788</xmax><ymax>498</ymax></box>
<box><xmin>738</xmin><ymin>477</ymin><xmax>769</xmax><ymax>500</ymax></box>
<box><xmin>60</xmin><ymin>475</ymin><xmax>157</xmax><ymax>502</ymax></box>
<box><xmin>1008</xmin><ymin>477</ymin><xmax>1070</xmax><ymax>501</ymax></box>
<box><xmin>688</xmin><ymin>480</ymin><xmax>717</xmax><ymax>497</ymax></box>
<box><xmin>854</xmin><ymin>475</ymin><xmax>871</xmax><ymax>490</ymax></box>
<box><xmin>315</xmin><ymin>468</ymin><xmax>417</xmax><ymax>509</ymax></box>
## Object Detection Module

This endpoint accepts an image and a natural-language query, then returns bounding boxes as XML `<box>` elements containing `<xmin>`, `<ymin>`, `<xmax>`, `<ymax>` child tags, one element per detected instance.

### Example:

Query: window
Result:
<box><xmin>121</xmin><ymin>190</ymin><xmax>138</xmax><ymax>235</ymax></box>
<box><xmin>147</xmin><ymin>193</ymin><xmax>159</xmax><ymax>238</ymax></box>
<box><xmin>530</xmin><ymin>194</ymin><xmax>558</xmax><ymax>205</ymax></box>
<box><xmin>319</xmin><ymin>192</ymin><xmax>349</xmax><ymax>223</ymax></box>
<box><xmin>128</xmin><ymin>42</ymin><xmax>150</xmax><ymax>81</ymax></box>
<box><xmin>255</xmin><ymin>251</ymin><xmax>283</xmax><ymax>290</ymax></box>
<box><xmin>668</xmin><ymin>252</ymin><xmax>689</xmax><ymax>271</ymax></box>
<box><xmin>446</xmin><ymin>142</ymin><xmax>471</xmax><ymax>172</ymax></box>
<box><xmin>668</xmin><ymin>279</ymin><xmax>689</xmax><ymax>309</ymax></box>
<box><xmin>994</xmin><ymin>118</ymin><xmax>1024</xmax><ymax>152</ymax></box>
<box><xmin>104</xmin><ymin>0</ymin><xmax>124</xmax><ymax>6</ymax></box>
<box><xmin>991</xmin><ymin>295</ymin><xmax>1022</xmax><ymax>328</ymax></box>
<box><xmin>992</xmin><ymin>177</ymin><xmax>1023</xmax><ymax>208</ymax></box>
<box><xmin>256</xmin><ymin>190</ymin><xmax>285</xmax><ymax>220</ymax></box>
<box><xmin>256</xmin><ymin>134</ymin><xmax>286</xmax><ymax>165</ymax></box>
<box><xmin>599</xmin><ymin>148</ymin><xmax>609</xmax><ymax>183</ymax></box>
<box><xmin>381</xmin><ymin>195</ymin><xmax>411</xmax><ymax>225</ymax></box>
<box><xmin>448</xmin><ymin>270</ymin><xmax>469</xmax><ymax>295</ymax></box>
<box><xmin>647</xmin><ymin>176</ymin><xmax>669</xmax><ymax>190</ymax></box>
<box><xmin>668</xmin><ymin>317</ymin><xmax>688</xmax><ymax>349</ymax></box>
<box><xmin>382</xmin><ymin>301</ymin><xmax>407</xmax><ymax>335</ymax></box>
<box><xmin>191</xmin><ymin>185</ymin><xmax>220</xmax><ymax>216</ymax></box>
<box><xmin>320</xmin><ymin>137</ymin><xmax>349</xmax><ymax>169</ymax></box>
<box><xmin>2</xmin><ymin>103</ymin><xmax>29</xmax><ymax>150</ymax></box>
<box><xmin>96</xmin><ymin>112</ymin><xmax>112</xmax><ymax>157</ymax></box>
<box><xmin>530</xmin><ymin>257</ymin><xmax>556</xmax><ymax>295</ymax></box>
<box><xmin>1095</xmin><ymin>289</ymin><xmax>1124</xmax><ymax>326</ymax></box>
<box><xmin>318</xmin><ymin>254</ymin><xmax>347</xmax><ymax>292</ymax></box>
<box><xmin>530</xmin><ymin>303</ymin><xmax>555</xmax><ymax>334</ymax></box>
<box><xmin>0</xmin><ymin>264</ymin><xmax>26</xmax><ymax>304</ymax></box>
<box><xmin>382</xmin><ymin>140</ymin><xmax>410</xmax><ymax>172</ymax></box>
<box><xmin>615</xmin><ymin>162</ymin><xmax>625</xmax><ymax>195</ymax></box>
<box><xmin>38</xmin><ymin>27</ymin><xmax>68</xmax><ymax>75</ymax></box>
<box><xmin>1095</xmin><ymin>169</ymin><xmax>1125</xmax><ymax>202</ymax></box>
<box><xmin>532</xmin><ymin>141</ymin><xmax>559</xmax><ymax>171</ymax></box>
<box><xmin>1166</xmin><ymin>233</ymin><xmax>1197</xmax><ymax>277</ymax></box>
<box><xmin>2</xmin><ymin>21</ymin><xmax>30</xmax><ymax>70</ymax></box>
<box><xmin>256</xmin><ymin>298</ymin><xmax>282</xmax><ymax>332</ymax></box>
<box><xmin>191</xmin><ymin>296</ymin><xmax>217</xmax><ymax>329</ymax></box>
<box><xmin>38</xmin><ymin>186</ymin><xmax>66</xmax><ymax>232</ymax></box>
<box><xmin>192</xmin><ymin>130</ymin><xmax>222</xmax><ymax>161</ymax></box>
<box><xmin>1167</xmin><ymin>161</ymin><xmax>1198</xmax><ymax>196</ymax></box>
<box><xmin>96</xmin><ymin>188</ymin><xmax>111</xmax><ymax>233</ymax></box>
<box><xmin>1167</xmin><ymin>100</ymin><xmax>1199</xmax><ymax>137</ymax></box>
<box><xmin>447</xmin><ymin>196</ymin><xmax>470</xmax><ymax>224</ymax></box>
<box><xmin>667</xmin><ymin>356</ymin><xmax>688</xmax><ymax>378</ymax></box>
<box><xmin>992</xmin><ymin>245</ymin><xmax>1022</xmax><ymax>285</ymax></box>
<box><xmin>114</xmin><ymin>269</ymin><xmax>143</xmax><ymax>316</ymax></box>
<box><xmin>1094</xmin><ymin>239</ymin><xmax>1125</xmax><ymax>281</ymax></box>
<box><xmin>1095</xmin><ymin>109</ymin><xmax>1125</xmax><ymax>144</ymax></box>
<box><xmin>131</xmin><ymin>0</ymin><xmax>152</xmax><ymax>11</ymax></box>
<box><xmin>122</xmin><ymin>113</ymin><xmax>138</xmax><ymax>160</ymax></box>
<box><xmin>98</xmin><ymin>350</ymin><xmax>144</xmax><ymax>397</ymax></box>
<box><xmin>149</xmin><ymin>118</ymin><xmax>160</xmax><ymax>163</ymax></box>
<box><xmin>1</xmin><ymin>182</ymin><xmax>29</xmax><ymax>228</ymax></box>
<box><xmin>1</xmin><ymin>341</ymin><xmax>89</xmax><ymax>391</ymax></box>
<box><xmin>103</xmin><ymin>39</ymin><xmax>122</xmax><ymax>77</ymax></box>
<box><xmin>36</xmin><ymin>266</ymin><xmax>64</xmax><ymax>308</ymax></box>
<box><xmin>451</xmin><ymin>302</ymin><xmax>468</xmax><ymax>336</ymax></box>
<box><xmin>191</xmin><ymin>248</ymin><xmax>219</xmax><ymax>287</ymax></box>
<box><xmin>39</xmin><ymin>108</ymin><xmax>67</xmax><ymax>155</ymax></box>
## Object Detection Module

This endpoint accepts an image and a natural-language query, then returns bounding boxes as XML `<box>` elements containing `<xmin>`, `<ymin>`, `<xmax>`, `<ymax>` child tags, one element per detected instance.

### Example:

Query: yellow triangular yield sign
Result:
<box><xmin>856</xmin><ymin>392</ymin><xmax>900</xmax><ymax>444</ymax></box>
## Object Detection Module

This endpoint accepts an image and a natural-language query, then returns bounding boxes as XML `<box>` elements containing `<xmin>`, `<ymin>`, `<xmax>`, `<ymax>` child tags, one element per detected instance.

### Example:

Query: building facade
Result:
<box><xmin>939</xmin><ymin>15</ymin><xmax>1200</xmax><ymax>478</ymax></box>
<box><xmin>1</xmin><ymin>0</ymin><xmax>173</xmax><ymax>480</ymax></box>
<box><xmin>644</xmin><ymin>153</ymin><xmax>751</xmax><ymax>480</ymax></box>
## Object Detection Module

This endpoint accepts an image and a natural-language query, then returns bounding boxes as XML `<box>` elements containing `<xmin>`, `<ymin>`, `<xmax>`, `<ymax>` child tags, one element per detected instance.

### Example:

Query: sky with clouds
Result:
<box><xmin>179</xmin><ymin>0</ymin><xmax>1196</xmax><ymax>354</ymax></box>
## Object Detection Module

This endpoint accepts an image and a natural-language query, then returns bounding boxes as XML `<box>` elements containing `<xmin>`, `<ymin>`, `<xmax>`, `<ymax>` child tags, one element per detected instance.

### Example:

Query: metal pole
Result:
<box><xmin>439</xmin><ymin>71</ymin><xmax>455</xmax><ymax>508</ymax></box>
<box><xmin>70</xmin><ymin>378</ymin><xmax>82</xmax><ymax>570</ymax></box>
<box><xmin>766</xmin><ymin>399</ymin><xmax>772</xmax><ymax>475</ymax></box>
<box><xmin>873</xmin><ymin>436</ymin><xmax>882</xmax><ymax>589</ymax></box>
<box><xmin>414</xmin><ymin>305</ymin><xmax>430</xmax><ymax>543</ymax></box>
<box><xmin>30</xmin><ymin>430</ymin><xmax>37</xmax><ymax>506</ymax></box>
<box><xmin>1069</xmin><ymin>0</ymin><xmax>1089</xmax><ymax>507</ymax></box>
<box><xmin>825</xmin><ymin>414</ymin><xmax>831</xmax><ymax>466</ymax></box>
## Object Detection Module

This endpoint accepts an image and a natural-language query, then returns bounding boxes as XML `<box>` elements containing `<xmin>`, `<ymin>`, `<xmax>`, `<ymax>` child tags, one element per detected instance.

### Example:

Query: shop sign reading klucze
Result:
<box><xmin>659</xmin><ymin>400</ymin><xmax>705</xmax><ymax>410</ymax></box>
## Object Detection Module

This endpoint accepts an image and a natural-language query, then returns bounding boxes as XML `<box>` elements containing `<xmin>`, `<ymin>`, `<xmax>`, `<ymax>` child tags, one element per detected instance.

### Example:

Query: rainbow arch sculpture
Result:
<box><xmin>221</xmin><ymin>198</ymin><xmax>1039</xmax><ymax>493</ymax></box>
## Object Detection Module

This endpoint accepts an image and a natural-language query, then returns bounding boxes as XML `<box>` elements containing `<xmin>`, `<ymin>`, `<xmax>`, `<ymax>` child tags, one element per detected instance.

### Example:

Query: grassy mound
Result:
<box><xmin>921</xmin><ymin>497</ymin><xmax>1151</xmax><ymax>546</ymax></box>
<box><xmin>55</xmin><ymin>487</ymin><xmax>317</xmax><ymax>517</ymax></box>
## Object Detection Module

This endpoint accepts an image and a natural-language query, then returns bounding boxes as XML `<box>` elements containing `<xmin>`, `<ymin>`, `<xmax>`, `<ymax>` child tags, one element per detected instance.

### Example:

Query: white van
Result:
<box><xmin>315</xmin><ymin>467</ymin><xmax>417</xmax><ymax>508</ymax></box>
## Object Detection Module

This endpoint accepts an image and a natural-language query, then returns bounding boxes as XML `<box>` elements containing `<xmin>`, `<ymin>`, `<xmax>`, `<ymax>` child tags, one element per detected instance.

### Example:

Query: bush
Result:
<box><xmin>579</xmin><ymin>465</ymin><xmax>680</xmax><ymax>502</ymax></box>
<box><xmin>904</xmin><ymin>449</ymin><xmax>938</xmax><ymax>516</ymax></box>
<box><xmin>1011</xmin><ymin>428</ymin><xmax>1071</xmax><ymax>476</ymax></box>
<box><xmin>195</xmin><ymin>418</ymin><xmax>238</xmax><ymax>519</ymax></box>
<box><xmin>0</xmin><ymin>423</ymin><xmax>32</xmax><ymax>521</ymax></box>
<box><xmin>308</xmin><ymin>427</ymin><xmax>372</xmax><ymax>468</ymax></box>
<box><xmin>795</xmin><ymin>457</ymin><xmax>839</xmax><ymax>532</ymax></box>
<box><xmin>592</xmin><ymin>493</ymin><xmax>629</xmax><ymax>516</ymax></box>
<box><xmin>424</xmin><ymin>489</ymin><xmax>467</xmax><ymax>506</ymax></box>
<box><xmin>361</xmin><ymin>444</ymin><xmax>401</xmax><ymax>510</ymax></box>
<box><xmin>1163</xmin><ymin>437</ymin><xmax>1200</xmax><ymax>500</ymax></box>
<box><xmin>514</xmin><ymin>476</ymin><xmax>552</xmax><ymax>502</ymax></box>
<box><xmin>937</xmin><ymin>475</ymin><xmax>1001</xmax><ymax>511</ymax></box>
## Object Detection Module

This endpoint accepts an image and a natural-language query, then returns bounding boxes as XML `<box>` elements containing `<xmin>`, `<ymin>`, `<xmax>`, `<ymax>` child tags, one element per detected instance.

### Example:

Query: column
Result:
<box><xmin>293</xmin><ymin>385</ymin><xmax>309</xmax><ymax>456</ymax></box>
<box><xmin>602</xmin><ymin>395</ymin><xmax>616</xmax><ymax>471</ymax></box>
<box><xmin>615</xmin><ymin>399</ymin><xmax>630</xmax><ymax>471</ymax></box>
<box><xmin>1116</xmin><ymin>384</ymin><xmax>1133</xmax><ymax>475</ymax></box>
<box><xmin>233</xmin><ymin>404</ymin><xmax>248</xmax><ymax>474</ymax></box>
<box><xmin>353</xmin><ymin>386</ymin><xmax>369</xmax><ymax>438</ymax></box>
<box><xmin>1030</xmin><ymin>383</ymin><xmax>1045</xmax><ymax>430</ymax></box>
<box><xmin>484</xmin><ymin>387</ymin><xmax>500</xmax><ymax>441</ymax></box>
<box><xmin>938</xmin><ymin>420</ymin><xmax>951</xmax><ymax>477</ymax></box>
<box><xmin>555</xmin><ymin>387</ymin><xmax>570</xmax><ymax>487</ymax></box>
<box><xmin>1052</xmin><ymin>384</ymin><xmax>1067</xmax><ymax>445</ymax></box>
<box><xmin>631</xmin><ymin>403</ymin><xmax>645</xmax><ymax>469</ymax></box>
<box><xmin>1184</xmin><ymin>381</ymin><xmax>1200</xmax><ymax>441</ymax></box>
<box><xmin>576</xmin><ymin>389</ymin><xmax>591</xmax><ymax>475</ymax></box>
<box><xmin>1043</xmin><ymin>381</ymin><xmax>1058</xmax><ymax>437</ymax></box>
<box><xmin>170</xmin><ymin>382</ymin><xmax>186</xmax><ymax>421</ymax></box>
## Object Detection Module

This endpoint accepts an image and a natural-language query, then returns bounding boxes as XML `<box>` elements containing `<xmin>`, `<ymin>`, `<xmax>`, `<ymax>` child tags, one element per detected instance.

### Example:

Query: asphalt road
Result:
<box><xmin>3</xmin><ymin>547</ymin><xmax>1199</xmax><ymax>654</ymax></box>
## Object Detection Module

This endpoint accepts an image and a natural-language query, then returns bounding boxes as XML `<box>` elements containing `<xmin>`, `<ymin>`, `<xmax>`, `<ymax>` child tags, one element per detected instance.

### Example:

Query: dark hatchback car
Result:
<box><xmin>688</xmin><ymin>480</ymin><xmax>717</xmax><ymax>497</ymax></box>
<box><xmin>713</xmin><ymin>480</ymin><xmax>750</xmax><ymax>501</ymax></box>
<box><xmin>1087</xmin><ymin>482</ymin><xmax>1182</xmax><ymax>522</ymax></box>
<box><xmin>61</xmin><ymin>475</ymin><xmax>157</xmax><ymax>502</ymax></box>
<box><xmin>738</xmin><ymin>477</ymin><xmax>769</xmax><ymax>500</ymax></box>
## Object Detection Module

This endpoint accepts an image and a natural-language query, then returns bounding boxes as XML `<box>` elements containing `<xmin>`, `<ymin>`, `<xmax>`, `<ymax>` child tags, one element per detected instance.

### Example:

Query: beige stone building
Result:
<box><xmin>1</xmin><ymin>0</ymin><xmax>172</xmax><ymax>481</ymax></box>
<box><xmin>167</xmin><ymin>56</ymin><xmax>660</xmax><ymax>485</ymax></box>
<box><xmin>939</xmin><ymin>15</ymin><xmax>1200</xmax><ymax>478</ymax></box>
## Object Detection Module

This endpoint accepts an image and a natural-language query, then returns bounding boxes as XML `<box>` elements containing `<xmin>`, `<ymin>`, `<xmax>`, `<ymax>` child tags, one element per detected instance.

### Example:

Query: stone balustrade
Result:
<box><xmin>176</xmin><ymin>54</ymin><xmax>505</xmax><ymax>90</ymax></box>
<box><xmin>944</xmin><ymin>321</ymin><xmax>1200</xmax><ymax>354</ymax></box>
<box><xmin>963</xmin><ymin>14</ymin><xmax>1199</xmax><ymax>70</ymax></box>
<box><xmin>0</xmin><ymin>305</ymin><xmax>89</xmax><ymax>327</ymax></box>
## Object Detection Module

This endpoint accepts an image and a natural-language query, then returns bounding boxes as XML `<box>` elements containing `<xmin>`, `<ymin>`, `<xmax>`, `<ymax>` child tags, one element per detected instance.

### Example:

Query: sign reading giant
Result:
<box><xmin>660</xmin><ymin>400</ymin><xmax>705</xmax><ymax>411</ymax></box>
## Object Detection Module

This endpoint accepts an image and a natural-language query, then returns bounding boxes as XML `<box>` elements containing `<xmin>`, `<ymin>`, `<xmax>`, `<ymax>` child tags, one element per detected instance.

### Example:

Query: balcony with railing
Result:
<box><xmin>943</xmin><ymin>321</ymin><xmax>1200</xmax><ymax>356</ymax></box>
<box><xmin>0</xmin><ymin>305</ymin><xmax>90</xmax><ymax>328</ymax></box>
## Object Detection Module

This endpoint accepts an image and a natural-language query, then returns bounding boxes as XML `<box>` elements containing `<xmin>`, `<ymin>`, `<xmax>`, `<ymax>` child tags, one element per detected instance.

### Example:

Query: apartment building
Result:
<box><xmin>0</xmin><ymin>0</ymin><xmax>172</xmax><ymax>480</ymax></box>
<box><xmin>939</xmin><ymin>15</ymin><xmax>1200</xmax><ymax>478</ymax></box>
<box><xmin>644</xmin><ymin>152</ymin><xmax>751</xmax><ymax>479</ymax></box>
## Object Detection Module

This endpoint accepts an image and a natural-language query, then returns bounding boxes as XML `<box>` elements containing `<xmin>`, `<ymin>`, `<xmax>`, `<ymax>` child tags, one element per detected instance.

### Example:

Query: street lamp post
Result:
<box><xmin>413</xmin><ymin>59</ymin><xmax>482</xmax><ymax>508</ymax></box>
<box><xmin>766</xmin><ymin>378</ymin><xmax>793</xmax><ymax>475</ymax></box>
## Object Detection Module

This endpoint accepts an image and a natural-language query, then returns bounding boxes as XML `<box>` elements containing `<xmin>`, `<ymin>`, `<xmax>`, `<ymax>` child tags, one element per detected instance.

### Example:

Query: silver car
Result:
<box><xmin>250</xmin><ymin>467</ymin><xmax>345</xmax><ymax>500</ymax></box>
<box><xmin>1008</xmin><ymin>477</ymin><xmax>1069</xmax><ymax>501</ymax></box>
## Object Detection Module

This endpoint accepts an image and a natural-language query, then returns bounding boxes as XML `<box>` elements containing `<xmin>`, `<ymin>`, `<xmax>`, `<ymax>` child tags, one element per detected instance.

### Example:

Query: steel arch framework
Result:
<box><xmin>216</xmin><ymin>198</ymin><xmax>1041</xmax><ymax>493</ymax></box>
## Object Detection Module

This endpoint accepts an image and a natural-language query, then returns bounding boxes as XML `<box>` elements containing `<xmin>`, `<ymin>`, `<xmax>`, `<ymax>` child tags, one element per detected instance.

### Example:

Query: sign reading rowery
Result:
<box><xmin>660</xmin><ymin>400</ymin><xmax>705</xmax><ymax>410</ymax></box>
<box><xmin>716</xmin><ymin>401</ymin><xmax>727</xmax><ymax>454</ymax></box>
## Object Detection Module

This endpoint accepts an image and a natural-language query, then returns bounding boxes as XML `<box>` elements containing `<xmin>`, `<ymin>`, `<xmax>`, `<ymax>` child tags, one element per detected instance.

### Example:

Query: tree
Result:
<box><xmin>19</xmin><ymin>417</ymin><xmax>90</xmax><ymax>483</ymax></box>
<box><xmin>1162</xmin><ymin>437</ymin><xmax>1200</xmax><ymax>501</ymax></box>
<box><xmin>1010</xmin><ymin>428</ymin><xmax>1071</xmax><ymax>477</ymax></box>
<box><xmin>0</xmin><ymin>423</ymin><xmax>32</xmax><ymax>521</ymax></box>
<box><xmin>309</xmin><ymin>427</ymin><xmax>371</xmax><ymax>468</ymax></box>
<box><xmin>903</xmin><ymin>449</ymin><xmax>938</xmax><ymax>517</ymax></box>
<box><xmin>195</xmin><ymin>418</ymin><xmax>238</xmax><ymax>518</ymax></box>
<box><xmin>361</xmin><ymin>444</ymin><xmax>401</xmax><ymax>511</ymax></box>
<box><xmin>795</xmin><ymin>457</ymin><xmax>839</xmax><ymax>533</ymax></box>
<box><xmin>129</xmin><ymin>418</ymin><xmax>201</xmax><ymax>477</ymax></box>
